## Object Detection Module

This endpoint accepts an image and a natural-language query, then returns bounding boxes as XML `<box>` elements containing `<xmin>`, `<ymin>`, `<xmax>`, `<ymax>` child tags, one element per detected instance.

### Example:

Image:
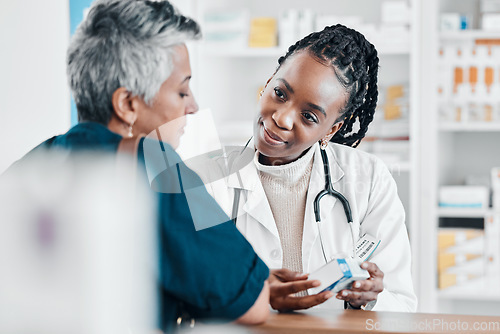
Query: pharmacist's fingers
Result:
<box><xmin>271</xmin><ymin>279</ymin><xmax>320</xmax><ymax>296</ymax></box>
<box><xmin>361</xmin><ymin>262</ymin><xmax>384</xmax><ymax>279</ymax></box>
<box><xmin>336</xmin><ymin>289</ymin><xmax>378</xmax><ymax>307</ymax></box>
<box><xmin>351</xmin><ymin>278</ymin><xmax>383</xmax><ymax>293</ymax></box>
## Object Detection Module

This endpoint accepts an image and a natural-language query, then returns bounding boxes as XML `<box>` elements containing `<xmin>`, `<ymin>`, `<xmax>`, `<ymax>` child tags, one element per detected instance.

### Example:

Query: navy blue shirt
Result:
<box><xmin>10</xmin><ymin>122</ymin><xmax>269</xmax><ymax>331</ymax></box>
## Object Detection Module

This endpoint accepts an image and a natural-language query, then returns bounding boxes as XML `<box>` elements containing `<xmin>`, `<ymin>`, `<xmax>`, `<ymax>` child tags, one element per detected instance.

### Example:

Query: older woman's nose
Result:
<box><xmin>271</xmin><ymin>107</ymin><xmax>294</xmax><ymax>130</ymax></box>
<box><xmin>186</xmin><ymin>90</ymin><xmax>198</xmax><ymax>115</ymax></box>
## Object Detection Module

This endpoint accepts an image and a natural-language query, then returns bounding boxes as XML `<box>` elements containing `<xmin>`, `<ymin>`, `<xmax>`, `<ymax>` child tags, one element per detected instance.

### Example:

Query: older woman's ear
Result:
<box><xmin>108</xmin><ymin>87</ymin><xmax>144</xmax><ymax>137</ymax></box>
<box><xmin>111</xmin><ymin>87</ymin><xmax>138</xmax><ymax>126</ymax></box>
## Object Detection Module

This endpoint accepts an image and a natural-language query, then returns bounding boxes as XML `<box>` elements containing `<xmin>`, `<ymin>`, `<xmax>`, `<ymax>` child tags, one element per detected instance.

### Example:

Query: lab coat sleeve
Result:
<box><xmin>360</xmin><ymin>158</ymin><xmax>417</xmax><ymax>312</ymax></box>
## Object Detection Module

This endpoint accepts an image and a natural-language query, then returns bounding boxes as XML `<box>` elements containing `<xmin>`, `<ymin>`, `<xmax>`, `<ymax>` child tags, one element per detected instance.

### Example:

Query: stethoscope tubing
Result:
<box><xmin>314</xmin><ymin>143</ymin><xmax>356</xmax><ymax>262</ymax></box>
<box><xmin>231</xmin><ymin>140</ymin><xmax>357</xmax><ymax>262</ymax></box>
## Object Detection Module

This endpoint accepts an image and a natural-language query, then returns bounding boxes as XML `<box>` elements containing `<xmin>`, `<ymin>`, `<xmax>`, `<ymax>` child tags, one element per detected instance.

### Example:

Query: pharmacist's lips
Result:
<box><xmin>263</xmin><ymin>123</ymin><xmax>287</xmax><ymax>143</ymax></box>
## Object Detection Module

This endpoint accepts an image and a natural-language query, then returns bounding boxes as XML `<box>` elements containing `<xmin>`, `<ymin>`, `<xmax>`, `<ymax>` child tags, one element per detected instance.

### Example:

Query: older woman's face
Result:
<box><xmin>136</xmin><ymin>44</ymin><xmax>198</xmax><ymax>148</ymax></box>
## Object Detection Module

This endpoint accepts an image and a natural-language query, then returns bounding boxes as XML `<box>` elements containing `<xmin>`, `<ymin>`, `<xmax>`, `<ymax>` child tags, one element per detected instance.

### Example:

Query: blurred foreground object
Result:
<box><xmin>0</xmin><ymin>150</ymin><xmax>157</xmax><ymax>334</ymax></box>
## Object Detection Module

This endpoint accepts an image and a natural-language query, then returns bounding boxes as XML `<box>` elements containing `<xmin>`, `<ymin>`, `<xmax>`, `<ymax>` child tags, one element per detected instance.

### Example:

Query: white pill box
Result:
<box><xmin>308</xmin><ymin>258</ymin><xmax>370</xmax><ymax>295</ymax></box>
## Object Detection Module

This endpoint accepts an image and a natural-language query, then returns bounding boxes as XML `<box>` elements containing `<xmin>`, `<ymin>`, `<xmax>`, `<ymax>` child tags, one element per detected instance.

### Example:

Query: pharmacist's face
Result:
<box><xmin>254</xmin><ymin>51</ymin><xmax>346</xmax><ymax>165</ymax></box>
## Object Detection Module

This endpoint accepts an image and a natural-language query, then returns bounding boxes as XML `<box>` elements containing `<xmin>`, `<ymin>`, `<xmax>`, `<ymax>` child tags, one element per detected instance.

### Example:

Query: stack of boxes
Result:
<box><xmin>202</xmin><ymin>1</ymin><xmax>411</xmax><ymax>52</ymax></box>
<box><xmin>203</xmin><ymin>10</ymin><xmax>249</xmax><ymax>50</ymax></box>
<box><xmin>383</xmin><ymin>85</ymin><xmax>409</xmax><ymax>122</ymax></box>
<box><xmin>248</xmin><ymin>17</ymin><xmax>278</xmax><ymax>48</ymax></box>
<box><xmin>438</xmin><ymin>229</ymin><xmax>485</xmax><ymax>289</ymax></box>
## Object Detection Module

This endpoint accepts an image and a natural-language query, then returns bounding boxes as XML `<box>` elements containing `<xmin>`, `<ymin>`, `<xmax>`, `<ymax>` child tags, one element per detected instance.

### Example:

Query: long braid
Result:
<box><xmin>277</xmin><ymin>24</ymin><xmax>379</xmax><ymax>148</ymax></box>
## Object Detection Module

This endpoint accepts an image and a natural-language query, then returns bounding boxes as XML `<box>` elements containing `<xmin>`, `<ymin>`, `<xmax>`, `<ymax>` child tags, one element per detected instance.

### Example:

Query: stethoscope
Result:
<box><xmin>314</xmin><ymin>144</ymin><xmax>356</xmax><ymax>262</ymax></box>
<box><xmin>231</xmin><ymin>140</ymin><xmax>357</xmax><ymax>263</ymax></box>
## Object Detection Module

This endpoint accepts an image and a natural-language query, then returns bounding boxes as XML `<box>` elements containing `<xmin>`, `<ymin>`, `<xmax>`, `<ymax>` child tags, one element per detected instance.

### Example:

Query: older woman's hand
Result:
<box><xmin>269</xmin><ymin>268</ymin><xmax>333</xmax><ymax>312</ymax></box>
<box><xmin>335</xmin><ymin>261</ymin><xmax>384</xmax><ymax>309</ymax></box>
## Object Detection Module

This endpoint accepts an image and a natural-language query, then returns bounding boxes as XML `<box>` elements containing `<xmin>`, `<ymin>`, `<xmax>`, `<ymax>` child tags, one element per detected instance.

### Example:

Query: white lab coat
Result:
<box><xmin>208</xmin><ymin>142</ymin><xmax>417</xmax><ymax>312</ymax></box>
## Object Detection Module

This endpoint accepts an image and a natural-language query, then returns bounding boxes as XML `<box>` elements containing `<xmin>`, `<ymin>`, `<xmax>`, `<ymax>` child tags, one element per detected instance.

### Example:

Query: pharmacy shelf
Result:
<box><xmin>438</xmin><ymin>276</ymin><xmax>500</xmax><ymax>301</ymax></box>
<box><xmin>437</xmin><ymin>207</ymin><xmax>493</xmax><ymax>218</ymax></box>
<box><xmin>440</xmin><ymin>30</ymin><xmax>500</xmax><ymax>41</ymax></box>
<box><xmin>438</xmin><ymin>122</ymin><xmax>500</xmax><ymax>132</ymax></box>
<box><xmin>201</xmin><ymin>44</ymin><xmax>410</xmax><ymax>57</ymax></box>
<box><xmin>202</xmin><ymin>46</ymin><xmax>286</xmax><ymax>58</ymax></box>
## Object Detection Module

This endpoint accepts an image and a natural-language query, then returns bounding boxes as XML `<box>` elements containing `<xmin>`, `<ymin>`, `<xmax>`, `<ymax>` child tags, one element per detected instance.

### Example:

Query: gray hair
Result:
<box><xmin>67</xmin><ymin>0</ymin><xmax>201</xmax><ymax>124</ymax></box>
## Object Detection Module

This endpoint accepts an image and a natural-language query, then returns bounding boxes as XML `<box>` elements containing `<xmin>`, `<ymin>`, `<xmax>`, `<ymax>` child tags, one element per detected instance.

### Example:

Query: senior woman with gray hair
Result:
<box><xmin>6</xmin><ymin>0</ymin><xmax>269</xmax><ymax>331</ymax></box>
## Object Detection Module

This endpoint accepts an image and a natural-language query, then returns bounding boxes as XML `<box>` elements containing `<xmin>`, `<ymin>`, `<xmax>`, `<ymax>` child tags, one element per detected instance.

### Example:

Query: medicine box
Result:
<box><xmin>308</xmin><ymin>258</ymin><xmax>369</xmax><ymax>295</ymax></box>
<box><xmin>439</xmin><ymin>186</ymin><xmax>489</xmax><ymax>209</ymax></box>
<box><xmin>438</xmin><ymin>228</ymin><xmax>484</xmax><ymax>251</ymax></box>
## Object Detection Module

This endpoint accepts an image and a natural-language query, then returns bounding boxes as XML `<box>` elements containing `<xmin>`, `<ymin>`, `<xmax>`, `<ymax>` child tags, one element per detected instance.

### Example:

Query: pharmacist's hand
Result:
<box><xmin>268</xmin><ymin>268</ymin><xmax>333</xmax><ymax>312</ymax></box>
<box><xmin>336</xmin><ymin>262</ymin><xmax>384</xmax><ymax>309</ymax></box>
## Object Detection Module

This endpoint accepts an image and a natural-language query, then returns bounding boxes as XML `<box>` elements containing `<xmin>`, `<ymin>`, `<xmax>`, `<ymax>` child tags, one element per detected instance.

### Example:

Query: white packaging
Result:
<box><xmin>444</xmin><ymin>235</ymin><xmax>485</xmax><ymax>254</ymax></box>
<box><xmin>482</xmin><ymin>13</ymin><xmax>500</xmax><ymax>30</ymax></box>
<box><xmin>441</xmin><ymin>13</ymin><xmax>461</xmax><ymax>31</ymax></box>
<box><xmin>381</xmin><ymin>0</ymin><xmax>411</xmax><ymax>25</ymax></box>
<box><xmin>444</xmin><ymin>257</ymin><xmax>485</xmax><ymax>275</ymax></box>
<box><xmin>298</xmin><ymin>9</ymin><xmax>315</xmax><ymax>39</ymax></box>
<box><xmin>492</xmin><ymin>167</ymin><xmax>500</xmax><ymax>210</ymax></box>
<box><xmin>279</xmin><ymin>9</ymin><xmax>298</xmax><ymax>49</ymax></box>
<box><xmin>308</xmin><ymin>258</ymin><xmax>370</xmax><ymax>295</ymax></box>
<box><xmin>378</xmin><ymin>25</ymin><xmax>411</xmax><ymax>46</ymax></box>
<box><xmin>439</xmin><ymin>185</ymin><xmax>489</xmax><ymax>209</ymax></box>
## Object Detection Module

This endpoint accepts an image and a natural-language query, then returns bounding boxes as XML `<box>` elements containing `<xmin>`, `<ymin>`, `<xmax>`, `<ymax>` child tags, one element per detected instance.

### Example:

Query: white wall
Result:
<box><xmin>0</xmin><ymin>1</ymin><xmax>71</xmax><ymax>173</ymax></box>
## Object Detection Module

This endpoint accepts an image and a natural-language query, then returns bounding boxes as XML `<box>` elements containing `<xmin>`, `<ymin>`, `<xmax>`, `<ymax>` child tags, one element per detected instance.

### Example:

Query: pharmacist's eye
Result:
<box><xmin>302</xmin><ymin>112</ymin><xmax>318</xmax><ymax>124</ymax></box>
<box><xmin>274</xmin><ymin>87</ymin><xmax>286</xmax><ymax>100</ymax></box>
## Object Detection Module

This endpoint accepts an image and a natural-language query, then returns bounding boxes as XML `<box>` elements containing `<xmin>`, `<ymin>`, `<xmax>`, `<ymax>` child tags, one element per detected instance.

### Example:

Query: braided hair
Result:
<box><xmin>277</xmin><ymin>24</ymin><xmax>379</xmax><ymax>147</ymax></box>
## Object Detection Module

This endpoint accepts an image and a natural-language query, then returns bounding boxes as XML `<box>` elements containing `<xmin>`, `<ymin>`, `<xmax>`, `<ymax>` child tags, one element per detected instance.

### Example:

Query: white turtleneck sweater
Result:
<box><xmin>254</xmin><ymin>147</ymin><xmax>315</xmax><ymax>273</ymax></box>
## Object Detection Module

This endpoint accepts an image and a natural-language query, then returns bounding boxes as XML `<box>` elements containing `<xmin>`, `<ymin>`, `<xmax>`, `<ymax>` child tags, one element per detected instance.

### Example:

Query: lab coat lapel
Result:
<box><xmin>227</xmin><ymin>154</ymin><xmax>279</xmax><ymax>239</ymax></box>
<box><xmin>302</xmin><ymin>144</ymin><xmax>345</xmax><ymax>272</ymax></box>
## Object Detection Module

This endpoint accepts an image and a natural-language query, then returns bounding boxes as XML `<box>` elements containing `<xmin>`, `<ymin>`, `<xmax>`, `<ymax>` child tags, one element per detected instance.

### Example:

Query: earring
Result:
<box><xmin>127</xmin><ymin>120</ymin><xmax>134</xmax><ymax>138</ymax></box>
<box><xmin>320</xmin><ymin>139</ymin><xmax>328</xmax><ymax>150</ymax></box>
<box><xmin>259</xmin><ymin>90</ymin><xmax>264</xmax><ymax>97</ymax></box>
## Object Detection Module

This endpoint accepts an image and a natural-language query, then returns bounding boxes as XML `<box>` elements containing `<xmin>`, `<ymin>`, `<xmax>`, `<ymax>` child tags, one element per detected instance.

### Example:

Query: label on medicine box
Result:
<box><xmin>308</xmin><ymin>258</ymin><xmax>370</xmax><ymax>295</ymax></box>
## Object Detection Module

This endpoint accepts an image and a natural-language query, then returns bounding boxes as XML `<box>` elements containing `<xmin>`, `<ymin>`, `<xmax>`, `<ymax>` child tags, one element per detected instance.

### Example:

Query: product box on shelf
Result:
<box><xmin>203</xmin><ymin>10</ymin><xmax>249</xmax><ymax>50</ymax></box>
<box><xmin>249</xmin><ymin>17</ymin><xmax>277</xmax><ymax>48</ymax></box>
<box><xmin>439</xmin><ymin>186</ymin><xmax>489</xmax><ymax>209</ymax></box>
<box><xmin>438</xmin><ymin>228</ymin><xmax>485</xmax><ymax>290</ymax></box>
<box><xmin>438</xmin><ymin>228</ymin><xmax>484</xmax><ymax>252</ymax></box>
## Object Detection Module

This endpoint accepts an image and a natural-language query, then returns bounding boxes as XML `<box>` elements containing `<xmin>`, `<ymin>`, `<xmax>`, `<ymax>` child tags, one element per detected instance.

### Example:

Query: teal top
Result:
<box><xmin>9</xmin><ymin>122</ymin><xmax>269</xmax><ymax>332</ymax></box>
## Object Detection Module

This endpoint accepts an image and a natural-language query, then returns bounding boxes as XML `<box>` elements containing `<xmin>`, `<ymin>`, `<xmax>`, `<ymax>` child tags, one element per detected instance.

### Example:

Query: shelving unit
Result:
<box><xmin>417</xmin><ymin>0</ymin><xmax>500</xmax><ymax>316</ymax></box>
<box><xmin>439</xmin><ymin>123</ymin><xmax>500</xmax><ymax>132</ymax></box>
<box><xmin>440</xmin><ymin>30</ymin><xmax>500</xmax><ymax>41</ymax></box>
<box><xmin>202</xmin><ymin>45</ymin><xmax>411</xmax><ymax>57</ymax></box>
